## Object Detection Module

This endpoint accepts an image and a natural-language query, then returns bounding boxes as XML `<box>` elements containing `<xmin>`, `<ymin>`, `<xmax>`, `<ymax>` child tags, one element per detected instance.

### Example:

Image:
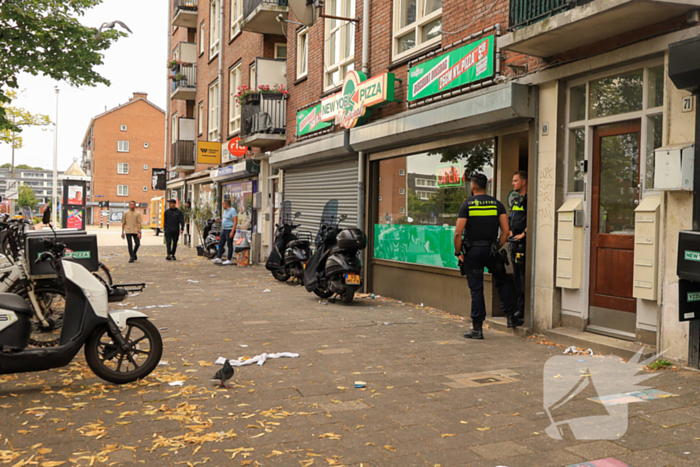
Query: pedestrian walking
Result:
<box><xmin>454</xmin><ymin>173</ymin><xmax>523</xmax><ymax>340</ymax></box>
<box><xmin>164</xmin><ymin>199</ymin><xmax>185</xmax><ymax>261</ymax></box>
<box><xmin>121</xmin><ymin>200</ymin><xmax>142</xmax><ymax>263</ymax></box>
<box><xmin>509</xmin><ymin>171</ymin><xmax>528</xmax><ymax>321</ymax></box>
<box><xmin>211</xmin><ymin>200</ymin><xmax>238</xmax><ymax>265</ymax></box>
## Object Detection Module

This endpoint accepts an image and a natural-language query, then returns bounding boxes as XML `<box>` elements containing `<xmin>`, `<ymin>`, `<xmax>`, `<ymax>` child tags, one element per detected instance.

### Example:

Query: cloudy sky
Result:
<box><xmin>0</xmin><ymin>0</ymin><xmax>168</xmax><ymax>171</ymax></box>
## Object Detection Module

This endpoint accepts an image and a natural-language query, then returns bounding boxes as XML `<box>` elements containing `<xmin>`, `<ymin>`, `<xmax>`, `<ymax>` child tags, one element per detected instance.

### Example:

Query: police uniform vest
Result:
<box><xmin>458</xmin><ymin>194</ymin><xmax>506</xmax><ymax>247</ymax></box>
<box><xmin>509</xmin><ymin>193</ymin><xmax>527</xmax><ymax>235</ymax></box>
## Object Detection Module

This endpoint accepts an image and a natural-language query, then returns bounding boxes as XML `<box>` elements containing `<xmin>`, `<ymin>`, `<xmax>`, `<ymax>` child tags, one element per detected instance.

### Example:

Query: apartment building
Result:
<box><xmin>167</xmin><ymin>0</ymin><xmax>700</xmax><ymax>365</ymax></box>
<box><xmin>80</xmin><ymin>92</ymin><xmax>166</xmax><ymax>225</ymax></box>
<box><xmin>167</xmin><ymin>0</ymin><xmax>288</xmax><ymax>257</ymax></box>
<box><xmin>0</xmin><ymin>168</ymin><xmax>63</xmax><ymax>209</ymax></box>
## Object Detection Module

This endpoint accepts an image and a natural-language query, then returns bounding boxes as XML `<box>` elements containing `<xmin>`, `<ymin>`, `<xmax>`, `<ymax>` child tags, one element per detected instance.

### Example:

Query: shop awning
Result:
<box><xmin>269</xmin><ymin>132</ymin><xmax>350</xmax><ymax>169</ymax></box>
<box><xmin>210</xmin><ymin>160</ymin><xmax>260</xmax><ymax>182</ymax></box>
<box><xmin>349</xmin><ymin>82</ymin><xmax>535</xmax><ymax>153</ymax></box>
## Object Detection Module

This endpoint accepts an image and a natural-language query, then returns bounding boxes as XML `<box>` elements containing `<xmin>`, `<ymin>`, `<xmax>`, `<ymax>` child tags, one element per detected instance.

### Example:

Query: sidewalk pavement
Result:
<box><xmin>1</xmin><ymin>245</ymin><xmax>699</xmax><ymax>467</ymax></box>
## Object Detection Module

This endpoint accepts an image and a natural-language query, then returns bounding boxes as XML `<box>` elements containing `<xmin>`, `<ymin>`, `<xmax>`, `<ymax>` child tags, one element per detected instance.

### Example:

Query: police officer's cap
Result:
<box><xmin>469</xmin><ymin>173</ymin><xmax>488</xmax><ymax>189</ymax></box>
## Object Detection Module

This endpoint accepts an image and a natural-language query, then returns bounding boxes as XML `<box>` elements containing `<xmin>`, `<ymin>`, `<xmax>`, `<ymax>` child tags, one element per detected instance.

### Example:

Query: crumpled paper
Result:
<box><xmin>563</xmin><ymin>346</ymin><xmax>594</xmax><ymax>356</ymax></box>
<box><xmin>215</xmin><ymin>352</ymin><xmax>300</xmax><ymax>367</ymax></box>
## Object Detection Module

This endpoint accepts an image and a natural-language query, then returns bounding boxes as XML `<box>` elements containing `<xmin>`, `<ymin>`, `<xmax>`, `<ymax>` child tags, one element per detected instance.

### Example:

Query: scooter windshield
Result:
<box><xmin>280</xmin><ymin>200</ymin><xmax>292</xmax><ymax>226</ymax></box>
<box><xmin>319</xmin><ymin>199</ymin><xmax>339</xmax><ymax>230</ymax></box>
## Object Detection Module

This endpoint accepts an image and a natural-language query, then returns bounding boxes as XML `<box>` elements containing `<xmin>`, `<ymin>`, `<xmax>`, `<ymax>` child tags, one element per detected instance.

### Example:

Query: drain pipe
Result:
<box><xmin>357</xmin><ymin>0</ymin><xmax>369</xmax><ymax>230</ymax></box>
<box><xmin>528</xmin><ymin>86</ymin><xmax>540</xmax><ymax>331</ymax></box>
<box><xmin>217</xmin><ymin>0</ymin><xmax>225</xmax><ymax>209</ymax></box>
<box><xmin>164</xmin><ymin>2</ymin><xmax>172</xmax><ymax>192</ymax></box>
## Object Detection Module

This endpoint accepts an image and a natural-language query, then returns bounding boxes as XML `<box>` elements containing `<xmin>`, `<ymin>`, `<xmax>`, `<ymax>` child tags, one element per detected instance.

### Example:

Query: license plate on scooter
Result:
<box><xmin>345</xmin><ymin>274</ymin><xmax>360</xmax><ymax>285</ymax></box>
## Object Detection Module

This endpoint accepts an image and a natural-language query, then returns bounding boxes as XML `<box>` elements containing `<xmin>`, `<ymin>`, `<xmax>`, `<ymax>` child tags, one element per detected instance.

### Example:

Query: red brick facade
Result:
<box><xmin>83</xmin><ymin>94</ymin><xmax>165</xmax><ymax>225</ymax></box>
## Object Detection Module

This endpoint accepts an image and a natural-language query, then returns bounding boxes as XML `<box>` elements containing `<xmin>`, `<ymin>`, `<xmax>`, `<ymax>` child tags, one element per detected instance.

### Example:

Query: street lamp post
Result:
<box><xmin>52</xmin><ymin>87</ymin><xmax>59</xmax><ymax>226</ymax></box>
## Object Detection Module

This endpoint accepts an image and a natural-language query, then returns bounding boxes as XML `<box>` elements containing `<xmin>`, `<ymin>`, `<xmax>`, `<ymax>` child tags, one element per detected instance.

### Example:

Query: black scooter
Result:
<box><xmin>202</xmin><ymin>219</ymin><xmax>221</xmax><ymax>259</ymax></box>
<box><xmin>303</xmin><ymin>199</ymin><xmax>367</xmax><ymax>303</ymax></box>
<box><xmin>265</xmin><ymin>201</ymin><xmax>310</xmax><ymax>282</ymax></box>
<box><xmin>0</xmin><ymin>209</ymin><xmax>162</xmax><ymax>384</ymax></box>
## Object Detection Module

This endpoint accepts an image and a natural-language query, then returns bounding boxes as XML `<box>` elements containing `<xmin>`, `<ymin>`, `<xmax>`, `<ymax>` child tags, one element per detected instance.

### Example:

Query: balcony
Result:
<box><xmin>171</xmin><ymin>141</ymin><xmax>196</xmax><ymax>171</ymax></box>
<box><xmin>240</xmin><ymin>93</ymin><xmax>287</xmax><ymax>148</ymax></box>
<box><xmin>170</xmin><ymin>63</ymin><xmax>196</xmax><ymax>101</ymax></box>
<box><xmin>499</xmin><ymin>0</ymin><xmax>699</xmax><ymax>58</ymax></box>
<box><xmin>241</xmin><ymin>0</ymin><xmax>289</xmax><ymax>35</ymax></box>
<box><xmin>172</xmin><ymin>0</ymin><xmax>198</xmax><ymax>28</ymax></box>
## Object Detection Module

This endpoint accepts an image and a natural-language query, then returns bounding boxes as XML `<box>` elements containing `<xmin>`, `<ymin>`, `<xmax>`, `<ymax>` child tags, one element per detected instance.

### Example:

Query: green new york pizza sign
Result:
<box><xmin>408</xmin><ymin>35</ymin><xmax>495</xmax><ymax>101</ymax></box>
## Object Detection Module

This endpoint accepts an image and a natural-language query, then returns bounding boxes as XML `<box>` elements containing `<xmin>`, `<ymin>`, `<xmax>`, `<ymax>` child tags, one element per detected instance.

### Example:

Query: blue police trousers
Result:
<box><xmin>465</xmin><ymin>246</ymin><xmax>515</xmax><ymax>323</ymax></box>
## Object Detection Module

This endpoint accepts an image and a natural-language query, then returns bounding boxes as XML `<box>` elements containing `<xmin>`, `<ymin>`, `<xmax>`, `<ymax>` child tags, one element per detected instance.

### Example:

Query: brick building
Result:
<box><xmin>167</xmin><ymin>0</ymin><xmax>700</xmax><ymax>364</ymax></box>
<box><xmin>80</xmin><ymin>92</ymin><xmax>166</xmax><ymax>226</ymax></box>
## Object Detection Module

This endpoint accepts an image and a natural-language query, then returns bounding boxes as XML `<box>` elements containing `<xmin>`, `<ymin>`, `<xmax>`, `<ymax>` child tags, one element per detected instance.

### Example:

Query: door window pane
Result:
<box><xmin>569</xmin><ymin>84</ymin><xmax>586</xmax><ymax>122</ymax></box>
<box><xmin>645</xmin><ymin>114</ymin><xmax>663</xmax><ymax>189</ymax></box>
<box><xmin>422</xmin><ymin>17</ymin><xmax>442</xmax><ymax>42</ymax></box>
<box><xmin>374</xmin><ymin>139</ymin><xmax>494</xmax><ymax>270</ymax></box>
<box><xmin>568</xmin><ymin>128</ymin><xmax>585</xmax><ymax>193</ymax></box>
<box><xmin>589</xmin><ymin>69</ymin><xmax>643</xmax><ymax>119</ymax></box>
<box><xmin>598</xmin><ymin>131</ymin><xmax>640</xmax><ymax>235</ymax></box>
<box><xmin>647</xmin><ymin>65</ymin><xmax>665</xmax><ymax>109</ymax></box>
<box><xmin>399</xmin><ymin>0</ymin><xmax>416</xmax><ymax>28</ymax></box>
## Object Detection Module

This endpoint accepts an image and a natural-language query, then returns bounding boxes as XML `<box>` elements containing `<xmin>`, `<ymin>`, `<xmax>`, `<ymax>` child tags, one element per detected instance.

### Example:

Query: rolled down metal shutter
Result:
<box><xmin>283</xmin><ymin>158</ymin><xmax>358</xmax><ymax>237</ymax></box>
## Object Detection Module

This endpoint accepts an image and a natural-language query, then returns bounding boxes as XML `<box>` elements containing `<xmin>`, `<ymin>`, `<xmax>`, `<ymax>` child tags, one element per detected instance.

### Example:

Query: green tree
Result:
<box><xmin>0</xmin><ymin>90</ymin><xmax>51</xmax><ymax>150</ymax></box>
<box><xmin>18</xmin><ymin>184</ymin><xmax>38</xmax><ymax>210</ymax></box>
<box><xmin>0</xmin><ymin>0</ymin><xmax>124</xmax><ymax>132</ymax></box>
<box><xmin>15</xmin><ymin>164</ymin><xmax>38</xmax><ymax>170</ymax></box>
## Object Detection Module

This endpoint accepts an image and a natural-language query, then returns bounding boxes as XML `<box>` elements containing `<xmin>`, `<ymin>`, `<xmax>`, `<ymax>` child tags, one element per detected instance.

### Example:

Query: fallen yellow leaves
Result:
<box><xmin>476</xmin><ymin>427</ymin><xmax>490</xmax><ymax>431</ymax></box>
<box><xmin>319</xmin><ymin>433</ymin><xmax>342</xmax><ymax>440</ymax></box>
<box><xmin>441</xmin><ymin>434</ymin><xmax>456</xmax><ymax>438</ymax></box>
<box><xmin>77</xmin><ymin>421</ymin><xmax>107</xmax><ymax>439</ymax></box>
<box><xmin>150</xmin><ymin>429</ymin><xmax>237</xmax><ymax>452</ymax></box>
<box><xmin>384</xmin><ymin>445</ymin><xmax>397</xmax><ymax>452</ymax></box>
<box><xmin>225</xmin><ymin>447</ymin><xmax>254</xmax><ymax>459</ymax></box>
<box><xmin>266</xmin><ymin>450</ymin><xmax>284</xmax><ymax>458</ymax></box>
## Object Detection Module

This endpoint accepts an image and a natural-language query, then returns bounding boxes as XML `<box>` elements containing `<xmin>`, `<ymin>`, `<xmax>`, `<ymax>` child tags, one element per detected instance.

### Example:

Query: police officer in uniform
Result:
<box><xmin>509</xmin><ymin>171</ymin><xmax>528</xmax><ymax>320</ymax></box>
<box><xmin>454</xmin><ymin>173</ymin><xmax>523</xmax><ymax>340</ymax></box>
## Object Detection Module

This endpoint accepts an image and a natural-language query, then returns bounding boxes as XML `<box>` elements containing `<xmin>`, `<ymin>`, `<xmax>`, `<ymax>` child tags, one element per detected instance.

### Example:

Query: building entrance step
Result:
<box><xmin>485</xmin><ymin>316</ymin><xmax>534</xmax><ymax>338</ymax></box>
<box><xmin>545</xmin><ymin>326</ymin><xmax>656</xmax><ymax>361</ymax></box>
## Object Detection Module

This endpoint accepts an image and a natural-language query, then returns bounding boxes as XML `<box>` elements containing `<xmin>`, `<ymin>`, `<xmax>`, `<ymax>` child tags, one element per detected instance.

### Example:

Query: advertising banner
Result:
<box><xmin>197</xmin><ymin>141</ymin><xmax>222</xmax><ymax>164</ymax></box>
<box><xmin>408</xmin><ymin>35</ymin><xmax>494</xmax><ymax>101</ymax></box>
<box><xmin>67</xmin><ymin>209</ymin><xmax>83</xmax><ymax>229</ymax></box>
<box><xmin>67</xmin><ymin>185</ymin><xmax>84</xmax><ymax>205</ymax></box>
<box><xmin>297</xmin><ymin>103</ymin><xmax>332</xmax><ymax>137</ymax></box>
<box><xmin>151</xmin><ymin>168</ymin><xmax>167</xmax><ymax>191</ymax></box>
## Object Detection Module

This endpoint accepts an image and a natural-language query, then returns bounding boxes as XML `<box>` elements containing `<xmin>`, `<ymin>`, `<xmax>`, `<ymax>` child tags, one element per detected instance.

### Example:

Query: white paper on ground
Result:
<box><xmin>169</xmin><ymin>381</ymin><xmax>184</xmax><ymax>386</ymax></box>
<box><xmin>215</xmin><ymin>352</ymin><xmax>300</xmax><ymax>367</ymax></box>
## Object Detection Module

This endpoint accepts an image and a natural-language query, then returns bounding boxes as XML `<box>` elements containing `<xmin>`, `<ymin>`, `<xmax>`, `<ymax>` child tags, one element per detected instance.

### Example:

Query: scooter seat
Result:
<box><xmin>0</xmin><ymin>293</ymin><xmax>33</xmax><ymax>316</ymax></box>
<box><xmin>288</xmin><ymin>239</ymin><xmax>310</xmax><ymax>249</ymax></box>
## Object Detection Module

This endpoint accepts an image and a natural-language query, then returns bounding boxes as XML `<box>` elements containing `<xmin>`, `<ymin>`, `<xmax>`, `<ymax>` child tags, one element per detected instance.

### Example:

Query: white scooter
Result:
<box><xmin>0</xmin><ymin>209</ymin><xmax>162</xmax><ymax>384</ymax></box>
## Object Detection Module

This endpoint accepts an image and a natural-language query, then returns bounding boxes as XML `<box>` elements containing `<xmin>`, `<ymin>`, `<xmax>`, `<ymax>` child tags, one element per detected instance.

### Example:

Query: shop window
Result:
<box><xmin>647</xmin><ymin>65</ymin><xmax>665</xmax><ymax>109</ymax></box>
<box><xmin>222</xmin><ymin>180</ymin><xmax>255</xmax><ymax>231</ymax></box>
<box><xmin>393</xmin><ymin>0</ymin><xmax>442</xmax><ymax>60</ymax></box>
<box><xmin>208</xmin><ymin>81</ymin><xmax>219</xmax><ymax>141</ymax></box>
<box><xmin>569</xmin><ymin>84</ymin><xmax>586</xmax><ymax>122</ymax></box>
<box><xmin>589</xmin><ymin>69</ymin><xmax>643</xmax><ymax>119</ymax></box>
<box><xmin>645</xmin><ymin>114</ymin><xmax>663</xmax><ymax>189</ymax></box>
<box><xmin>374</xmin><ymin>138</ymin><xmax>494</xmax><ymax>270</ymax></box>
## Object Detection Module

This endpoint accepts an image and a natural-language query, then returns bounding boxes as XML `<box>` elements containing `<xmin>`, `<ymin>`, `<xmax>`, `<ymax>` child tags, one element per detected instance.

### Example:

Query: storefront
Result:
<box><xmin>210</xmin><ymin>160</ymin><xmax>261</xmax><ymax>260</ymax></box>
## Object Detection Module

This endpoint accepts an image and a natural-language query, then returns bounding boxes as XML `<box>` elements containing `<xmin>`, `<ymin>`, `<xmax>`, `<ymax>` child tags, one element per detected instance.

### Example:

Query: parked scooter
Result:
<box><xmin>303</xmin><ymin>199</ymin><xmax>367</xmax><ymax>303</ymax></box>
<box><xmin>202</xmin><ymin>219</ymin><xmax>221</xmax><ymax>259</ymax></box>
<box><xmin>265</xmin><ymin>201</ymin><xmax>310</xmax><ymax>282</ymax></box>
<box><xmin>0</xmin><ymin>209</ymin><xmax>162</xmax><ymax>384</ymax></box>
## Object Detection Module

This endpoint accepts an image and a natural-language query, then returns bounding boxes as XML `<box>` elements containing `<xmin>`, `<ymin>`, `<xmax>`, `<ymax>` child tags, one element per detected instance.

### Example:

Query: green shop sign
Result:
<box><xmin>408</xmin><ymin>35</ymin><xmax>495</xmax><ymax>101</ymax></box>
<box><xmin>685</xmin><ymin>250</ymin><xmax>700</xmax><ymax>262</ymax></box>
<box><xmin>688</xmin><ymin>292</ymin><xmax>700</xmax><ymax>303</ymax></box>
<box><xmin>37</xmin><ymin>250</ymin><xmax>91</xmax><ymax>259</ymax></box>
<box><xmin>297</xmin><ymin>103</ymin><xmax>332</xmax><ymax>137</ymax></box>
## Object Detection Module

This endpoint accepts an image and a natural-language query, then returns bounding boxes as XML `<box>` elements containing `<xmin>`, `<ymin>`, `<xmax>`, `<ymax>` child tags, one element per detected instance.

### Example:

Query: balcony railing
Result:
<box><xmin>171</xmin><ymin>64</ymin><xmax>196</xmax><ymax>100</ymax></box>
<box><xmin>240</xmin><ymin>93</ymin><xmax>287</xmax><ymax>148</ymax></box>
<box><xmin>171</xmin><ymin>141</ymin><xmax>195</xmax><ymax>170</ymax></box>
<box><xmin>173</xmin><ymin>0</ymin><xmax>198</xmax><ymax>28</ymax></box>
<box><xmin>242</xmin><ymin>0</ymin><xmax>289</xmax><ymax>34</ymax></box>
<box><xmin>509</xmin><ymin>0</ymin><xmax>577</xmax><ymax>30</ymax></box>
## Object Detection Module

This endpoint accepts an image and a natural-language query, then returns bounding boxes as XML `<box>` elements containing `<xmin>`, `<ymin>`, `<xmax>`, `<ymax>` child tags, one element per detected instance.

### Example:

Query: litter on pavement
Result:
<box><xmin>187</xmin><ymin>279</ymin><xmax>200</xmax><ymax>283</ymax></box>
<box><xmin>563</xmin><ymin>346</ymin><xmax>594</xmax><ymax>355</ymax></box>
<box><xmin>168</xmin><ymin>381</ymin><xmax>184</xmax><ymax>386</ymax></box>
<box><xmin>215</xmin><ymin>352</ymin><xmax>300</xmax><ymax>367</ymax></box>
<box><xmin>589</xmin><ymin>388</ymin><xmax>678</xmax><ymax>406</ymax></box>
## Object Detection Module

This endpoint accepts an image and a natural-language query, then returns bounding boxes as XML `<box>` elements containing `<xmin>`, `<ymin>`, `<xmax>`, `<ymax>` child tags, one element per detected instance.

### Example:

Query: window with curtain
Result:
<box><xmin>324</xmin><ymin>0</ymin><xmax>355</xmax><ymax>89</ymax></box>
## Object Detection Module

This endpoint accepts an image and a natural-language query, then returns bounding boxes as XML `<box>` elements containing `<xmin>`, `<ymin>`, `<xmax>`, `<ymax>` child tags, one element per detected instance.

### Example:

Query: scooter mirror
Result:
<box><xmin>294</xmin><ymin>212</ymin><xmax>301</xmax><ymax>219</ymax></box>
<box><xmin>42</xmin><ymin>207</ymin><xmax>51</xmax><ymax>225</ymax></box>
<box><xmin>340</xmin><ymin>214</ymin><xmax>347</xmax><ymax>222</ymax></box>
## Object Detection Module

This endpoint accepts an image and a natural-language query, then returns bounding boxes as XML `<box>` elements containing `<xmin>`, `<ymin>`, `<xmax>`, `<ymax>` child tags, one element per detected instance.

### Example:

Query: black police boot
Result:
<box><xmin>507</xmin><ymin>311</ymin><xmax>524</xmax><ymax>328</ymax></box>
<box><xmin>464</xmin><ymin>321</ymin><xmax>484</xmax><ymax>340</ymax></box>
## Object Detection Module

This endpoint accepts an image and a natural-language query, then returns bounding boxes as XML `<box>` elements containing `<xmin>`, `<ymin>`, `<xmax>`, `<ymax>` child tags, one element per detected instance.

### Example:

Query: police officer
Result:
<box><xmin>454</xmin><ymin>173</ymin><xmax>523</xmax><ymax>340</ymax></box>
<box><xmin>509</xmin><ymin>171</ymin><xmax>528</xmax><ymax>321</ymax></box>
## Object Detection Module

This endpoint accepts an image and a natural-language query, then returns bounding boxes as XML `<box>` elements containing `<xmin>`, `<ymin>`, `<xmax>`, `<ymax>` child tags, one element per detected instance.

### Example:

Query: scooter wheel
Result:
<box><xmin>271</xmin><ymin>268</ymin><xmax>290</xmax><ymax>282</ymax></box>
<box><xmin>313</xmin><ymin>287</ymin><xmax>333</xmax><ymax>299</ymax></box>
<box><xmin>341</xmin><ymin>288</ymin><xmax>356</xmax><ymax>304</ymax></box>
<box><xmin>85</xmin><ymin>318</ymin><xmax>163</xmax><ymax>385</ymax></box>
<box><xmin>204</xmin><ymin>245</ymin><xmax>218</xmax><ymax>259</ymax></box>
